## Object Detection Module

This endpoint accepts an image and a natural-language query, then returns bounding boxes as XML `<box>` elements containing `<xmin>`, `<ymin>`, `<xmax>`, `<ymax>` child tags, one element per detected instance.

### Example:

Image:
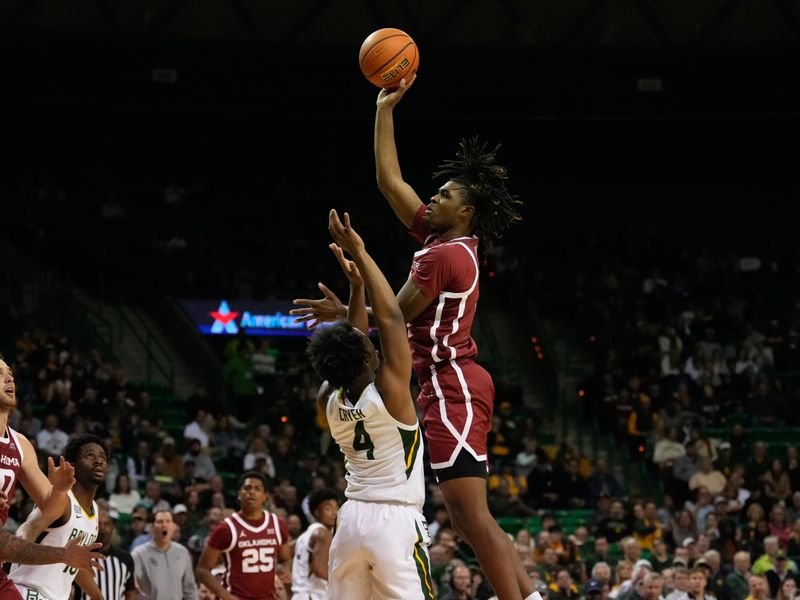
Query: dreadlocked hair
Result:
<box><xmin>432</xmin><ymin>136</ymin><xmax>522</xmax><ymax>249</ymax></box>
<box><xmin>306</xmin><ymin>321</ymin><xmax>370</xmax><ymax>391</ymax></box>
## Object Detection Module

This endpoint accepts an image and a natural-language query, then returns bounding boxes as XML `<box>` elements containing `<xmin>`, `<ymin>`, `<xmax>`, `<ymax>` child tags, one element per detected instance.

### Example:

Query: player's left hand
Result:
<box><xmin>329</xmin><ymin>243</ymin><xmax>363</xmax><ymax>287</ymax></box>
<box><xmin>48</xmin><ymin>456</ymin><xmax>76</xmax><ymax>493</ymax></box>
<box><xmin>290</xmin><ymin>283</ymin><xmax>347</xmax><ymax>329</ymax></box>
<box><xmin>328</xmin><ymin>209</ymin><xmax>365</xmax><ymax>257</ymax></box>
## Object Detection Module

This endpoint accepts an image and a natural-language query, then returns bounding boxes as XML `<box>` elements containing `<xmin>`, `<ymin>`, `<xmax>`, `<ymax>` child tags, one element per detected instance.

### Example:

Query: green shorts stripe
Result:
<box><xmin>413</xmin><ymin>522</ymin><xmax>435</xmax><ymax>600</ymax></box>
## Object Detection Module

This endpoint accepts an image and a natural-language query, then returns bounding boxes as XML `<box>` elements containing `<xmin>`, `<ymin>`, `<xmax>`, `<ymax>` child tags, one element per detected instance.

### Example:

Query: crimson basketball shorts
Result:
<box><xmin>416</xmin><ymin>359</ymin><xmax>494</xmax><ymax>482</ymax></box>
<box><xmin>0</xmin><ymin>575</ymin><xmax>22</xmax><ymax>600</ymax></box>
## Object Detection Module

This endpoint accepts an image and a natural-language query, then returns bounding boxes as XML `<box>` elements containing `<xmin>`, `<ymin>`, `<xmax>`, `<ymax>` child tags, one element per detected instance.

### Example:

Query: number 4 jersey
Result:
<box><xmin>326</xmin><ymin>383</ymin><xmax>425</xmax><ymax>510</ymax></box>
<box><xmin>207</xmin><ymin>510</ymin><xmax>289</xmax><ymax>600</ymax></box>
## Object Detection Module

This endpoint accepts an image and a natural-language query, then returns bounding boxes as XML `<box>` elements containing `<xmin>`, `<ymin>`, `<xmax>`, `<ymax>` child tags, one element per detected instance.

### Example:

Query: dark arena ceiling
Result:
<box><xmin>1</xmin><ymin>0</ymin><xmax>799</xmax><ymax>48</ymax></box>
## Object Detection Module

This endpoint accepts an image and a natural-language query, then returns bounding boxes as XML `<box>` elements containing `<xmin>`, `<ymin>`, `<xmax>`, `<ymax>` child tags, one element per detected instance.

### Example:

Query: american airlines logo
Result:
<box><xmin>0</xmin><ymin>455</ymin><xmax>19</xmax><ymax>467</ymax></box>
<box><xmin>209</xmin><ymin>301</ymin><xmax>239</xmax><ymax>334</ymax></box>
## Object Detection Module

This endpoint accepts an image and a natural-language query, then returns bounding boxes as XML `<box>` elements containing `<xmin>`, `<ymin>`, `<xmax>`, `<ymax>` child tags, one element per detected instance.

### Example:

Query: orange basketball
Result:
<box><xmin>358</xmin><ymin>28</ymin><xmax>419</xmax><ymax>89</ymax></box>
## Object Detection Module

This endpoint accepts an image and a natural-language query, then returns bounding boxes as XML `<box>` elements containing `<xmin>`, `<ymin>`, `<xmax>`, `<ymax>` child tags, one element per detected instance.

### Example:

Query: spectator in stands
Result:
<box><xmin>786</xmin><ymin>446</ymin><xmax>800</xmax><ymax>492</ymax></box>
<box><xmin>488</xmin><ymin>475</ymin><xmax>537</xmax><ymax>518</ymax></box>
<box><xmin>747</xmin><ymin>442</ymin><xmax>771</xmax><ymax>481</ymax></box>
<box><xmin>746</xmin><ymin>573</ymin><xmax>770</xmax><ymax>600</ymax></box>
<box><xmin>776</xmin><ymin>576</ymin><xmax>797</xmax><ymax>600</ymax></box>
<box><xmin>787</xmin><ymin>519</ymin><xmax>800</xmax><ymax>556</ymax></box>
<box><xmin>765</xmin><ymin>549</ymin><xmax>798</xmax><ymax>599</ymax></box>
<box><xmin>587</xmin><ymin>458</ymin><xmax>624</xmax><ymax>502</ymax></box>
<box><xmin>762</xmin><ymin>459</ymin><xmax>792</xmax><ymax>506</ymax></box>
<box><xmin>439</xmin><ymin>564</ymin><xmax>475</xmax><ymax>600</ymax></box>
<box><xmin>633</xmin><ymin>502</ymin><xmax>664</xmax><ymax>552</ymax></box>
<box><xmin>725</xmin><ymin>551</ymin><xmax>753</xmax><ymax>600</ymax></box>
<box><xmin>769</xmin><ymin>504</ymin><xmax>794</xmax><ymax>549</ymax></box>
<box><xmin>209</xmin><ymin>415</ymin><xmax>245</xmax><ymax>470</ymax></box>
<box><xmin>36</xmin><ymin>413</ymin><xmax>69</xmax><ymax>458</ymax></box>
<box><xmin>689</xmin><ymin>458</ymin><xmax>728</xmax><ymax>497</ymax></box>
<box><xmin>672</xmin><ymin>444</ymin><xmax>701</xmax><ymax>504</ymax></box>
<box><xmin>650</xmin><ymin>538</ymin><xmax>671</xmax><ymax>573</ymax></box>
<box><xmin>177</xmin><ymin>459</ymin><xmax>210</xmax><ymax>497</ymax></box>
<box><xmin>654</xmin><ymin>427</ymin><xmax>687</xmax><ymax>470</ymax></box>
<box><xmin>712</xmin><ymin>442</ymin><xmax>734</xmax><ymax>478</ymax></box>
<box><xmin>242</xmin><ymin>437</ymin><xmax>276</xmax><ymax>479</ymax></box>
<box><xmin>665</xmin><ymin>567</ymin><xmax>690</xmax><ymax>600</ymax></box>
<box><xmin>128</xmin><ymin>440</ymin><xmax>154</xmax><ymax>490</ymax></box>
<box><xmin>641</xmin><ymin>572</ymin><xmax>664</xmax><ymax>600</ymax></box>
<box><xmin>592</xmin><ymin>562</ymin><xmax>612</xmax><ymax>586</ymax></box>
<box><xmin>157</xmin><ymin>437</ymin><xmax>184</xmax><ymax>479</ymax></box>
<box><xmin>685</xmin><ymin>566</ymin><xmax>715</xmax><ymax>600</ymax></box>
<box><xmin>586</xmin><ymin>536</ymin><xmax>617</xmax><ymax>574</ymax></box>
<box><xmin>559</xmin><ymin>458</ymin><xmax>589</xmax><ymax>508</ymax></box>
<box><xmin>516</xmin><ymin>437</ymin><xmax>547</xmax><ymax>480</ymax></box>
<box><xmin>550</xmin><ymin>568</ymin><xmax>581</xmax><ymax>600</ymax></box>
<box><xmin>141</xmin><ymin>478</ymin><xmax>171</xmax><ymax>514</ymax></box>
<box><xmin>526</xmin><ymin>455</ymin><xmax>560</xmax><ymax>509</ymax></box>
<box><xmin>183</xmin><ymin>438</ymin><xmax>216</xmax><ymax>481</ymax></box>
<box><xmin>109</xmin><ymin>473</ymin><xmax>141</xmax><ymax>516</ymax></box>
<box><xmin>183</xmin><ymin>409</ymin><xmax>210</xmax><ymax>449</ymax></box>
<box><xmin>754</xmin><ymin>537</ymin><xmax>798</xmax><ymax>574</ymax></box>
<box><xmin>597</xmin><ymin>500</ymin><xmax>632</xmax><ymax>543</ymax></box>
<box><xmin>611</xmin><ymin>561</ymin><xmax>634</xmax><ymax>599</ymax></box>
<box><xmin>628</xmin><ymin>393</ymin><xmax>659</xmax><ymax>460</ymax></box>
<box><xmin>672</xmin><ymin>512</ymin><xmax>697</xmax><ymax>548</ymax></box>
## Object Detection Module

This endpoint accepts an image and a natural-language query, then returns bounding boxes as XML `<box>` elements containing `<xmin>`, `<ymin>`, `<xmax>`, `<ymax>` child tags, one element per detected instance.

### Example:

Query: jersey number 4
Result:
<box><xmin>352</xmin><ymin>421</ymin><xmax>375</xmax><ymax>460</ymax></box>
<box><xmin>242</xmin><ymin>547</ymin><xmax>275</xmax><ymax>573</ymax></box>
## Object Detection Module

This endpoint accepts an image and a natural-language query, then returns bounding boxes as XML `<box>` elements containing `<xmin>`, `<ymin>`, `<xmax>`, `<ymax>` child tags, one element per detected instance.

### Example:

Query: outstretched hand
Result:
<box><xmin>328</xmin><ymin>210</ymin><xmax>365</xmax><ymax>257</ymax></box>
<box><xmin>290</xmin><ymin>283</ymin><xmax>346</xmax><ymax>330</ymax></box>
<box><xmin>376</xmin><ymin>75</ymin><xmax>416</xmax><ymax>109</ymax></box>
<box><xmin>329</xmin><ymin>243</ymin><xmax>363</xmax><ymax>288</ymax></box>
<box><xmin>63</xmin><ymin>536</ymin><xmax>105</xmax><ymax>572</ymax></box>
<box><xmin>48</xmin><ymin>456</ymin><xmax>76</xmax><ymax>493</ymax></box>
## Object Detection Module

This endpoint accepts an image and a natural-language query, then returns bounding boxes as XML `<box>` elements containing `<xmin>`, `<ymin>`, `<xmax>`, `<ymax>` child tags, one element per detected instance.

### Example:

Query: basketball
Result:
<box><xmin>358</xmin><ymin>28</ymin><xmax>419</xmax><ymax>89</ymax></box>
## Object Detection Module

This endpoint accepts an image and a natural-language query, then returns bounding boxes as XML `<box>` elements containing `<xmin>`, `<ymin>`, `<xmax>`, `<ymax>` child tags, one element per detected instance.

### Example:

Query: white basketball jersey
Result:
<box><xmin>326</xmin><ymin>383</ymin><xmax>425</xmax><ymax>509</ymax></box>
<box><xmin>291</xmin><ymin>522</ymin><xmax>328</xmax><ymax>597</ymax></box>
<box><xmin>10</xmin><ymin>490</ymin><xmax>99</xmax><ymax>600</ymax></box>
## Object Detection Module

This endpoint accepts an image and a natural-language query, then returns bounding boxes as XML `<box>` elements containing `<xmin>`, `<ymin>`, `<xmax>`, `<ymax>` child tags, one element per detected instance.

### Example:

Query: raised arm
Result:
<box><xmin>374</xmin><ymin>77</ymin><xmax>425</xmax><ymax>228</ymax></box>
<box><xmin>328</xmin><ymin>210</ymin><xmax>416</xmax><ymax>426</ymax></box>
<box><xmin>17</xmin><ymin>437</ymin><xmax>72</xmax><ymax>526</ymax></box>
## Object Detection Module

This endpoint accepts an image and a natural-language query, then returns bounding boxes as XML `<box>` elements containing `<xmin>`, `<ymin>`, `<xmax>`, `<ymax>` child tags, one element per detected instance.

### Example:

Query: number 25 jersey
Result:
<box><xmin>207</xmin><ymin>510</ymin><xmax>288</xmax><ymax>600</ymax></box>
<box><xmin>326</xmin><ymin>383</ymin><xmax>425</xmax><ymax>510</ymax></box>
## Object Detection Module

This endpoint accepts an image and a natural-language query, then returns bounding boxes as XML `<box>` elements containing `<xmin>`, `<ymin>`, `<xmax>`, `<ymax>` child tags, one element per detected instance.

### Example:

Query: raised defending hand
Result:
<box><xmin>329</xmin><ymin>243</ymin><xmax>363</xmax><ymax>288</ymax></box>
<box><xmin>328</xmin><ymin>210</ymin><xmax>365</xmax><ymax>257</ymax></box>
<box><xmin>376</xmin><ymin>75</ymin><xmax>416</xmax><ymax>109</ymax></box>
<box><xmin>290</xmin><ymin>283</ymin><xmax>346</xmax><ymax>329</ymax></box>
<box><xmin>48</xmin><ymin>456</ymin><xmax>76</xmax><ymax>493</ymax></box>
<box><xmin>63</xmin><ymin>537</ymin><xmax>105</xmax><ymax>572</ymax></box>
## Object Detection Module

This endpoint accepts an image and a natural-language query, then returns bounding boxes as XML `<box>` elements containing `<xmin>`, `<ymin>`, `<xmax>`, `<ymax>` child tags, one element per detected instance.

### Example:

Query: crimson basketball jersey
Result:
<box><xmin>207</xmin><ymin>510</ymin><xmax>288</xmax><ymax>600</ymax></box>
<box><xmin>0</xmin><ymin>426</ymin><xmax>25</xmax><ymax>595</ymax></box>
<box><xmin>407</xmin><ymin>204</ymin><xmax>480</xmax><ymax>379</ymax></box>
<box><xmin>0</xmin><ymin>427</ymin><xmax>24</xmax><ymax>526</ymax></box>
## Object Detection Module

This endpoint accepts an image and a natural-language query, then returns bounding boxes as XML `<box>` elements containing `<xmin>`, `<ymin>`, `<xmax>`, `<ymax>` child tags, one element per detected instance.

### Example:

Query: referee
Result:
<box><xmin>76</xmin><ymin>509</ymin><xmax>136</xmax><ymax>600</ymax></box>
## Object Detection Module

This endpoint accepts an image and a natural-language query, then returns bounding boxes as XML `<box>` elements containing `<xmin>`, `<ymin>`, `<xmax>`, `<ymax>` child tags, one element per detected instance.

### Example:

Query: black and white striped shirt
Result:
<box><xmin>76</xmin><ymin>546</ymin><xmax>135</xmax><ymax>600</ymax></box>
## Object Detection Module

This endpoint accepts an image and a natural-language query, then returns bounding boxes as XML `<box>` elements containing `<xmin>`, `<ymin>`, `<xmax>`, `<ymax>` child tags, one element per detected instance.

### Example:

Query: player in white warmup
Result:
<box><xmin>305</xmin><ymin>210</ymin><xmax>433</xmax><ymax>599</ymax></box>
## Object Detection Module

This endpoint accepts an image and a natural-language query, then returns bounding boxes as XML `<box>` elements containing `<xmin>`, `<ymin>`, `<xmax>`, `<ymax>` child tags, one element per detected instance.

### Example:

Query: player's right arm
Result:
<box><xmin>375</xmin><ymin>76</ymin><xmax>425</xmax><ymax>229</ymax></box>
<box><xmin>195</xmin><ymin>545</ymin><xmax>240</xmax><ymax>600</ymax></box>
<box><xmin>328</xmin><ymin>210</ymin><xmax>417</xmax><ymax>426</ymax></box>
<box><xmin>0</xmin><ymin>530</ymin><xmax>103</xmax><ymax>570</ymax></box>
<box><xmin>309</xmin><ymin>527</ymin><xmax>332</xmax><ymax>580</ymax></box>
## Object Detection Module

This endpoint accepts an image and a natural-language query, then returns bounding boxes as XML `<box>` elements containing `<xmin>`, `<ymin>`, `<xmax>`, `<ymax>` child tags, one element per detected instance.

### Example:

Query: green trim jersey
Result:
<box><xmin>10</xmin><ymin>490</ymin><xmax>99</xmax><ymax>600</ymax></box>
<box><xmin>326</xmin><ymin>383</ymin><xmax>424</xmax><ymax>510</ymax></box>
